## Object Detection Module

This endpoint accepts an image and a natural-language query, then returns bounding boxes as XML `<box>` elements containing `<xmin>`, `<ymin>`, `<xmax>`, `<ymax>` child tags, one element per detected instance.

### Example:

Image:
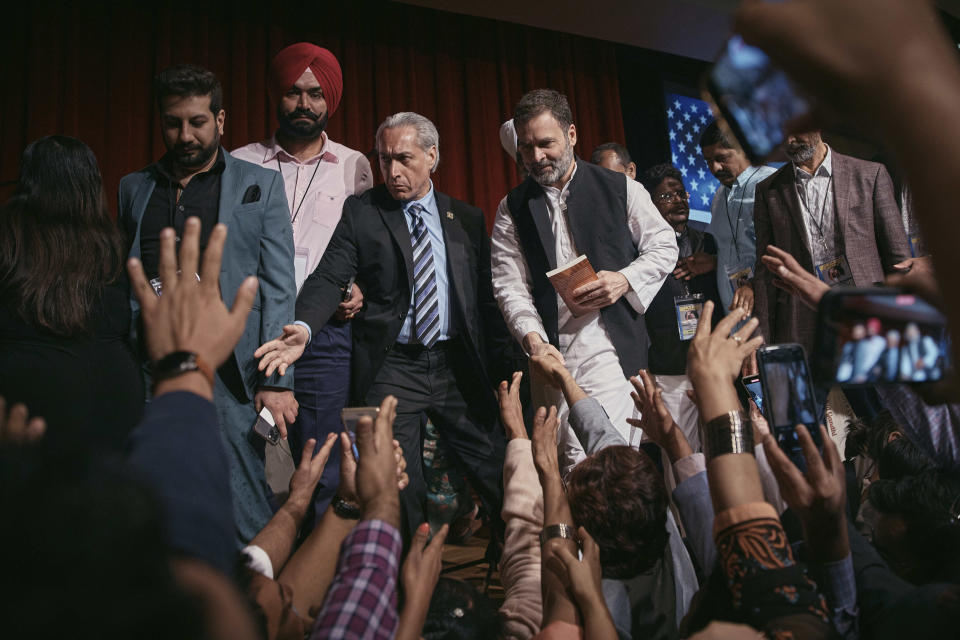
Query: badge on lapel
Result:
<box><xmin>446</xmin><ymin>211</ymin><xmax>455</xmax><ymax>220</ymax></box>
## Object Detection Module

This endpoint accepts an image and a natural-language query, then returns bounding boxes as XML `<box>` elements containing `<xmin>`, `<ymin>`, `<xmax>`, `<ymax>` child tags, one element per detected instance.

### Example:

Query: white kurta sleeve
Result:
<box><xmin>618</xmin><ymin>177</ymin><xmax>679</xmax><ymax>314</ymax></box>
<box><xmin>491</xmin><ymin>196</ymin><xmax>550</xmax><ymax>347</ymax></box>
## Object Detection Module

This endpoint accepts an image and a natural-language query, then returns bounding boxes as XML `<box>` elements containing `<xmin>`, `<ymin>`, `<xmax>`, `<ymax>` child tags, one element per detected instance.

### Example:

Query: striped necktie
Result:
<box><xmin>410</xmin><ymin>203</ymin><xmax>440</xmax><ymax>347</ymax></box>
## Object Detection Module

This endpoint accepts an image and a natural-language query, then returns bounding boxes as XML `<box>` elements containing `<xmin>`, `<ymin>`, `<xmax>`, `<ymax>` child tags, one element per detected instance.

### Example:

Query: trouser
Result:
<box><xmin>289</xmin><ymin>322</ymin><xmax>352</xmax><ymax>527</ymax></box>
<box><xmin>364</xmin><ymin>338</ymin><xmax>504</xmax><ymax>540</ymax></box>
<box><xmin>214</xmin><ymin>365</ymin><xmax>273</xmax><ymax>545</ymax></box>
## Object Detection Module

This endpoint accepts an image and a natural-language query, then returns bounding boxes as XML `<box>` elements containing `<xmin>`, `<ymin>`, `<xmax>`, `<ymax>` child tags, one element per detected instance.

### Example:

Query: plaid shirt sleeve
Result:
<box><xmin>810</xmin><ymin>553</ymin><xmax>860</xmax><ymax>639</ymax></box>
<box><xmin>311</xmin><ymin>519</ymin><xmax>403</xmax><ymax>640</ymax></box>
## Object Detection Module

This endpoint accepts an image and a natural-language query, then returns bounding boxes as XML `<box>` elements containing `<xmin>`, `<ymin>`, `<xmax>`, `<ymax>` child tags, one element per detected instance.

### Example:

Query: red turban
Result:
<box><xmin>269</xmin><ymin>43</ymin><xmax>344</xmax><ymax>116</ymax></box>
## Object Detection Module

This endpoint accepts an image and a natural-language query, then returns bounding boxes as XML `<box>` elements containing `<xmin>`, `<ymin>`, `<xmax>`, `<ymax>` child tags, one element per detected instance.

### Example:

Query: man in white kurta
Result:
<box><xmin>491</xmin><ymin>90</ymin><xmax>677</xmax><ymax>474</ymax></box>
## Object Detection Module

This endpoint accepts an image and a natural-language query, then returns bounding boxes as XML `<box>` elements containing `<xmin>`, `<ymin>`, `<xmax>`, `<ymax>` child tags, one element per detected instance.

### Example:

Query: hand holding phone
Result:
<box><xmin>253</xmin><ymin>406</ymin><xmax>281</xmax><ymax>446</ymax></box>
<box><xmin>756</xmin><ymin>343</ymin><xmax>822</xmax><ymax>469</ymax></box>
<box><xmin>340</xmin><ymin>406</ymin><xmax>380</xmax><ymax>459</ymax></box>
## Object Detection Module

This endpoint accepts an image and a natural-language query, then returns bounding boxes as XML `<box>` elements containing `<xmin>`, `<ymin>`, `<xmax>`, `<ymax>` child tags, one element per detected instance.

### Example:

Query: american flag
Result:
<box><xmin>665</xmin><ymin>92</ymin><xmax>721</xmax><ymax>225</ymax></box>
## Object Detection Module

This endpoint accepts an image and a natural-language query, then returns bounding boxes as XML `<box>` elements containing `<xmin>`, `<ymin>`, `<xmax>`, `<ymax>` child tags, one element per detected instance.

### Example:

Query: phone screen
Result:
<box><xmin>340</xmin><ymin>407</ymin><xmax>379</xmax><ymax>459</ymax></box>
<box><xmin>704</xmin><ymin>35</ymin><xmax>808</xmax><ymax>162</ymax></box>
<box><xmin>757</xmin><ymin>344</ymin><xmax>822</xmax><ymax>466</ymax></box>
<box><xmin>815</xmin><ymin>289</ymin><xmax>950</xmax><ymax>385</ymax></box>
<box><xmin>740</xmin><ymin>375</ymin><xmax>764</xmax><ymax>414</ymax></box>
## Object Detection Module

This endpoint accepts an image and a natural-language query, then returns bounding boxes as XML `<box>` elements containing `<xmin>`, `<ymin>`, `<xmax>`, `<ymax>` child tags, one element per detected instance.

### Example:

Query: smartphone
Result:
<box><xmin>342</xmin><ymin>276</ymin><xmax>356</xmax><ymax>302</ymax></box>
<box><xmin>340</xmin><ymin>406</ymin><xmax>379</xmax><ymax>459</ymax></box>
<box><xmin>740</xmin><ymin>373</ymin><xmax>764</xmax><ymax>414</ymax></box>
<box><xmin>702</xmin><ymin>34</ymin><xmax>809</xmax><ymax>163</ymax></box>
<box><xmin>756</xmin><ymin>344</ymin><xmax>822</xmax><ymax>467</ymax></box>
<box><xmin>812</xmin><ymin>287</ymin><xmax>950</xmax><ymax>385</ymax></box>
<box><xmin>252</xmin><ymin>406</ymin><xmax>281</xmax><ymax>446</ymax></box>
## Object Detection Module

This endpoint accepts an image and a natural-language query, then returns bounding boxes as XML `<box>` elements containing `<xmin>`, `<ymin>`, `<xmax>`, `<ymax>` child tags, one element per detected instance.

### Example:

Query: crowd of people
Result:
<box><xmin>2</xmin><ymin>0</ymin><xmax>960</xmax><ymax>638</ymax></box>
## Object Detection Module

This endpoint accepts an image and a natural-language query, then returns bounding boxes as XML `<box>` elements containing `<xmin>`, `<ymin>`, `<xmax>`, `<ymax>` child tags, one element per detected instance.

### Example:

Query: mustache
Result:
<box><xmin>715</xmin><ymin>170</ymin><xmax>733</xmax><ymax>180</ymax></box>
<box><xmin>286</xmin><ymin>108</ymin><xmax>319</xmax><ymax>121</ymax></box>
<box><xmin>175</xmin><ymin>143</ymin><xmax>203</xmax><ymax>154</ymax></box>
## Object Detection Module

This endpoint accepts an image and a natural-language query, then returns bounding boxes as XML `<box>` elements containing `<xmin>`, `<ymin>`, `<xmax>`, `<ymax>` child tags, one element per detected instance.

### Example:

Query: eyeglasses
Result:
<box><xmin>655</xmin><ymin>189</ymin><xmax>689</xmax><ymax>203</ymax></box>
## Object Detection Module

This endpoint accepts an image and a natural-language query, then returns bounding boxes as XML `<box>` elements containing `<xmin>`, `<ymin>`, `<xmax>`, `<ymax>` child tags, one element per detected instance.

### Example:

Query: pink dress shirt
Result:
<box><xmin>232</xmin><ymin>134</ymin><xmax>373</xmax><ymax>291</ymax></box>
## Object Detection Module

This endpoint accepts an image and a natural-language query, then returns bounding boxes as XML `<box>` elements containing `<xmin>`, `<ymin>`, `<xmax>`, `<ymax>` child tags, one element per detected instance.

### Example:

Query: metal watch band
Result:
<box><xmin>539</xmin><ymin>523</ymin><xmax>578</xmax><ymax>547</ymax></box>
<box><xmin>702</xmin><ymin>410</ymin><xmax>755</xmax><ymax>460</ymax></box>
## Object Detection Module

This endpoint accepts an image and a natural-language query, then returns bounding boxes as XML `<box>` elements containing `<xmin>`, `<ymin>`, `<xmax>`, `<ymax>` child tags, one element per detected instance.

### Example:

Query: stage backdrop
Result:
<box><xmin>0</xmin><ymin>1</ymin><xmax>626</xmax><ymax>229</ymax></box>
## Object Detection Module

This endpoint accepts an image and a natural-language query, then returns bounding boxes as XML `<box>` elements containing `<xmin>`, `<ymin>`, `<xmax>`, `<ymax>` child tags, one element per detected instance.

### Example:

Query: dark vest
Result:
<box><xmin>505</xmin><ymin>160</ymin><xmax>649</xmax><ymax>376</ymax></box>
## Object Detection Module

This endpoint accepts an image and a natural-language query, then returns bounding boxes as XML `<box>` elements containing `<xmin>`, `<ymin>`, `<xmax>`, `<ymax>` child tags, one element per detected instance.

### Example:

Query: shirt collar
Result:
<box><xmin>263</xmin><ymin>133</ymin><xmax>340</xmax><ymax>165</ymax></box>
<box><xmin>731</xmin><ymin>164</ymin><xmax>763</xmax><ymax>190</ymax></box>
<box><xmin>156</xmin><ymin>146</ymin><xmax>226</xmax><ymax>183</ymax></box>
<box><xmin>794</xmin><ymin>144</ymin><xmax>832</xmax><ymax>180</ymax></box>
<box><xmin>402</xmin><ymin>181</ymin><xmax>437</xmax><ymax>216</ymax></box>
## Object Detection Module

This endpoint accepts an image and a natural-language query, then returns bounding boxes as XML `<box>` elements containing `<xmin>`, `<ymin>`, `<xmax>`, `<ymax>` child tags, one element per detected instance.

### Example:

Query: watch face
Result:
<box><xmin>153</xmin><ymin>351</ymin><xmax>199</xmax><ymax>381</ymax></box>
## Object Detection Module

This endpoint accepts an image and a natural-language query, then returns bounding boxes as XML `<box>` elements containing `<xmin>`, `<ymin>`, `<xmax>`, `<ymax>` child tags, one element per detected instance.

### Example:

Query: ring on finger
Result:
<box><xmin>732</xmin><ymin>335</ymin><xmax>743</xmax><ymax>343</ymax></box>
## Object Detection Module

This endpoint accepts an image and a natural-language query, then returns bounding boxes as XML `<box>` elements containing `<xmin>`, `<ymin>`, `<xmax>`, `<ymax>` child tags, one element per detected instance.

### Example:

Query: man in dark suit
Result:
<box><xmin>256</xmin><ymin>111</ymin><xmax>510</xmax><ymax>537</ymax></box>
<box><xmin>118</xmin><ymin>64</ymin><xmax>297</xmax><ymax>543</ymax></box>
<box><xmin>753</xmin><ymin>131</ymin><xmax>911</xmax><ymax>352</ymax></box>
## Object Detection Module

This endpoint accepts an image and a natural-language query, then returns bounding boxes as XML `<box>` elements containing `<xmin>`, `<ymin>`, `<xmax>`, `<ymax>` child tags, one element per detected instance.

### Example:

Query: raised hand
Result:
<box><xmin>254</xmin><ymin>323</ymin><xmax>310</xmax><ymax>377</ymax></box>
<box><xmin>128</xmin><ymin>218</ymin><xmax>257</xmax><ymax>368</ymax></box>
<box><xmin>498</xmin><ymin>371</ymin><xmax>528</xmax><ymax>440</ymax></box>
<box><xmin>762</xmin><ymin>424</ymin><xmax>849</xmax><ymax>561</ymax></box>
<box><xmin>760</xmin><ymin>245</ymin><xmax>829</xmax><ymax>310</ymax></box>
<box><xmin>286</xmin><ymin>434</ymin><xmax>338</xmax><ymax>511</ymax></box>
<box><xmin>627</xmin><ymin>370</ymin><xmax>693</xmax><ymax>464</ymax></box>
<box><xmin>531</xmin><ymin>405</ymin><xmax>561</xmax><ymax>480</ymax></box>
<box><xmin>0</xmin><ymin>396</ymin><xmax>45</xmax><ymax>444</ymax></box>
<box><xmin>355</xmin><ymin>395</ymin><xmax>402</xmax><ymax>528</ymax></box>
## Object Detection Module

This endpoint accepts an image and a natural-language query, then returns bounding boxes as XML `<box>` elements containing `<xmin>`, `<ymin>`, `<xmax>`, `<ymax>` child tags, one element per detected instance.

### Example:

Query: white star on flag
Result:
<box><xmin>667</xmin><ymin>108</ymin><xmax>674</xmax><ymax>119</ymax></box>
<box><xmin>669</xmin><ymin>130</ymin><xmax>676</xmax><ymax>140</ymax></box>
<box><xmin>680</xmin><ymin>166</ymin><xmax>688</xmax><ymax>177</ymax></box>
<box><xmin>684</xmin><ymin>132</ymin><xmax>693</xmax><ymax>143</ymax></box>
<box><xmin>691</xmin><ymin>179</ymin><xmax>700</xmax><ymax>192</ymax></box>
<box><xmin>674</xmin><ymin>100</ymin><xmax>681</xmax><ymax>109</ymax></box>
<box><xmin>701</xmin><ymin>194</ymin><xmax>709</xmax><ymax>205</ymax></box>
<box><xmin>698</xmin><ymin>168</ymin><xmax>706</xmax><ymax>180</ymax></box>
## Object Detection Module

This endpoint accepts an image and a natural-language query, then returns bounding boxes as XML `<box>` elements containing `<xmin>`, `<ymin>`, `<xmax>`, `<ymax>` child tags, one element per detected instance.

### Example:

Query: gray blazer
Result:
<box><xmin>752</xmin><ymin>151</ymin><xmax>910</xmax><ymax>352</ymax></box>
<box><xmin>118</xmin><ymin>149</ymin><xmax>296</xmax><ymax>398</ymax></box>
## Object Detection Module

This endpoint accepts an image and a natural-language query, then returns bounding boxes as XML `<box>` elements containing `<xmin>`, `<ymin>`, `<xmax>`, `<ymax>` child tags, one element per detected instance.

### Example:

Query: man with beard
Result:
<box><xmin>491</xmin><ymin>89</ymin><xmax>677</xmax><ymax>473</ymax></box>
<box><xmin>637</xmin><ymin>163</ymin><xmax>722</xmax><ymax>452</ymax></box>
<box><xmin>699</xmin><ymin>122</ymin><xmax>776</xmax><ymax>316</ymax></box>
<box><xmin>752</xmin><ymin>130</ymin><xmax>910</xmax><ymax>351</ymax></box>
<box><xmin>118</xmin><ymin>64</ymin><xmax>296</xmax><ymax>543</ymax></box>
<box><xmin>232</xmin><ymin>43</ymin><xmax>372</xmax><ymax>521</ymax></box>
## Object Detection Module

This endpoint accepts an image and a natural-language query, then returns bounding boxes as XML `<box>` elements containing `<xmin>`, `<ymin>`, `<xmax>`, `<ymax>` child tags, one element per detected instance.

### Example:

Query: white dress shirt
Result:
<box><xmin>794</xmin><ymin>145</ymin><xmax>836</xmax><ymax>266</ymax></box>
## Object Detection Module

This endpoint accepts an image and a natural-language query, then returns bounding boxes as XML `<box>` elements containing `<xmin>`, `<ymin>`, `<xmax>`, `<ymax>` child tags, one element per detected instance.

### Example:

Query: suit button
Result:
<box><xmin>384</xmin><ymin>346</ymin><xmax>390</xmax><ymax>353</ymax></box>
<box><xmin>399</xmin><ymin>312</ymin><xmax>405</xmax><ymax>319</ymax></box>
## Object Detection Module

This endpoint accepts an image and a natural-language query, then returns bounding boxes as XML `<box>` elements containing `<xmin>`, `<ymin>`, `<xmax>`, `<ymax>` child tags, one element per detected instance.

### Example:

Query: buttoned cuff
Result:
<box><xmin>673</xmin><ymin>452</ymin><xmax>706</xmax><ymax>484</ymax></box>
<box><xmin>293</xmin><ymin>320</ymin><xmax>313</xmax><ymax>343</ymax></box>
<box><xmin>513</xmin><ymin>315</ymin><xmax>550</xmax><ymax>354</ymax></box>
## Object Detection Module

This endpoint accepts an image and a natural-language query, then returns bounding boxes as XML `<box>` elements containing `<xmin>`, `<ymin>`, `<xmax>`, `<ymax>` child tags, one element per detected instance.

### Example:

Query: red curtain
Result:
<box><xmin>0</xmin><ymin>1</ymin><xmax>625</xmax><ymax>228</ymax></box>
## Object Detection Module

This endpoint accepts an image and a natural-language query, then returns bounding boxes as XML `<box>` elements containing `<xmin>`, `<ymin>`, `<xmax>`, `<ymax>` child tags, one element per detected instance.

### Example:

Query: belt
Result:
<box><xmin>391</xmin><ymin>337</ymin><xmax>458</xmax><ymax>356</ymax></box>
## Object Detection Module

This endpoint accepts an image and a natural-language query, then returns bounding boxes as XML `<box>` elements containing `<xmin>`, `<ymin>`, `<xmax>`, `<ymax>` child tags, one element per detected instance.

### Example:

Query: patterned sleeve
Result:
<box><xmin>311</xmin><ymin>519</ymin><xmax>403</xmax><ymax>640</ymax></box>
<box><xmin>713</xmin><ymin>502</ymin><xmax>833</xmax><ymax>636</ymax></box>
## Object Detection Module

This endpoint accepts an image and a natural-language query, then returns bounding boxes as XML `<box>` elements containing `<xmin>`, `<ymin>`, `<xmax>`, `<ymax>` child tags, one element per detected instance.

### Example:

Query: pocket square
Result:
<box><xmin>242</xmin><ymin>184</ymin><xmax>261</xmax><ymax>204</ymax></box>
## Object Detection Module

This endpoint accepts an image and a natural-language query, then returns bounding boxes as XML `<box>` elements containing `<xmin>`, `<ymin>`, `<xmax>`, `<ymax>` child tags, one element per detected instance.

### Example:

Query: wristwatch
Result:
<box><xmin>332</xmin><ymin>495</ymin><xmax>361</xmax><ymax>520</ymax></box>
<box><xmin>152</xmin><ymin>351</ymin><xmax>215</xmax><ymax>388</ymax></box>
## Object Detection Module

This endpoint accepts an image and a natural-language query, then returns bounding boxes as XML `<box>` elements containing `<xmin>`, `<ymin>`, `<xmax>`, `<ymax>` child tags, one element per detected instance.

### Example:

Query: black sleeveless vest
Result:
<box><xmin>505</xmin><ymin>160</ymin><xmax>650</xmax><ymax>376</ymax></box>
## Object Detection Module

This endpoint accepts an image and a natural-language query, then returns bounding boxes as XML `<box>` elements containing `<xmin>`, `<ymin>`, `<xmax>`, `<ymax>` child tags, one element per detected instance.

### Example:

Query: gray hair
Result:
<box><xmin>375</xmin><ymin>112</ymin><xmax>440</xmax><ymax>173</ymax></box>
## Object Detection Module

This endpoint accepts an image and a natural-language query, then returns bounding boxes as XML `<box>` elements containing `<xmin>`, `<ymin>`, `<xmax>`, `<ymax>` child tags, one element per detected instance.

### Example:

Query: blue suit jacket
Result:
<box><xmin>118</xmin><ymin>148</ymin><xmax>296</xmax><ymax>397</ymax></box>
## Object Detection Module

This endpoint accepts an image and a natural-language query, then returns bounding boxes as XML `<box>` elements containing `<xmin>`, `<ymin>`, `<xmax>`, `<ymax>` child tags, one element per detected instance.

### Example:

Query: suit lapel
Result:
<box><xmin>218</xmin><ymin>150</ymin><xmax>241</xmax><ymax>230</ymax></box>
<box><xmin>778</xmin><ymin>167</ymin><xmax>814</xmax><ymax>269</ymax></box>
<box><xmin>529</xmin><ymin>191</ymin><xmax>557</xmax><ymax>271</ymax></box>
<box><xmin>436</xmin><ymin>191</ymin><xmax>469</xmax><ymax>320</ymax></box>
<box><xmin>128</xmin><ymin>175</ymin><xmax>158</xmax><ymax>260</ymax></box>
<box><xmin>830</xmin><ymin>153</ymin><xmax>852</xmax><ymax>251</ymax></box>
<box><xmin>379</xmin><ymin>196</ymin><xmax>415</xmax><ymax>294</ymax></box>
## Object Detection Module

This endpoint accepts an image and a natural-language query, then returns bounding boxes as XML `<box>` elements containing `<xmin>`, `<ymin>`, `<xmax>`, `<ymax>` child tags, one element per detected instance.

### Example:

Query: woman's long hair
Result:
<box><xmin>0</xmin><ymin>135</ymin><xmax>125</xmax><ymax>335</ymax></box>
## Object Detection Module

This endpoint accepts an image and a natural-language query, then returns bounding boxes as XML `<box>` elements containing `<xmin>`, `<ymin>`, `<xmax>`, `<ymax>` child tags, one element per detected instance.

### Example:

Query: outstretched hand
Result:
<box><xmin>762</xmin><ymin>424</ymin><xmax>849</xmax><ymax>561</ymax></box>
<box><xmin>355</xmin><ymin>395</ymin><xmax>402</xmax><ymax>528</ymax></box>
<box><xmin>531</xmin><ymin>405</ymin><xmax>561</xmax><ymax>480</ymax></box>
<box><xmin>287</xmin><ymin>434</ymin><xmax>338</xmax><ymax>512</ymax></box>
<box><xmin>255</xmin><ymin>323</ymin><xmax>310</xmax><ymax>378</ymax></box>
<box><xmin>0</xmin><ymin>396</ymin><xmax>46</xmax><ymax>445</ymax></box>
<box><xmin>498</xmin><ymin>372</ymin><xmax>528</xmax><ymax>440</ymax></box>
<box><xmin>760</xmin><ymin>245</ymin><xmax>828</xmax><ymax>310</ymax></box>
<box><xmin>128</xmin><ymin>218</ymin><xmax>258</xmax><ymax>368</ymax></box>
<box><xmin>627</xmin><ymin>370</ymin><xmax>693</xmax><ymax>463</ymax></box>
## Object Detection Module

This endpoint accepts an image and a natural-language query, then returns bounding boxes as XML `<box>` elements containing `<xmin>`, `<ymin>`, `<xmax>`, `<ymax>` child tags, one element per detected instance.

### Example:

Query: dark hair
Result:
<box><xmin>421</xmin><ymin>577</ymin><xmax>504</xmax><ymax>640</ymax></box>
<box><xmin>513</xmin><ymin>89</ymin><xmax>573</xmax><ymax>129</ymax></box>
<box><xmin>566</xmin><ymin>446</ymin><xmax>668</xmax><ymax>578</ymax></box>
<box><xmin>154</xmin><ymin>64</ymin><xmax>223</xmax><ymax>114</ymax></box>
<box><xmin>698</xmin><ymin>121</ymin><xmax>733</xmax><ymax>150</ymax></box>
<box><xmin>869</xmin><ymin>470</ymin><xmax>960</xmax><ymax>584</ymax></box>
<box><xmin>591</xmin><ymin>142</ymin><xmax>631</xmax><ymax>167</ymax></box>
<box><xmin>844</xmin><ymin>410</ymin><xmax>900</xmax><ymax>462</ymax></box>
<box><xmin>878</xmin><ymin>435</ymin><xmax>934</xmax><ymax>480</ymax></box>
<box><xmin>0</xmin><ymin>445</ymin><xmax>207</xmax><ymax>638</ymax></box>
<box><xmin>640</xmin><ymin>163</ymin><xmax>684</xmax><ymax>194</ymax></box>
<box><xmin>0</xmin><ymin>136</ymin><xmax>124</xmax><ymax>335</ymax></box>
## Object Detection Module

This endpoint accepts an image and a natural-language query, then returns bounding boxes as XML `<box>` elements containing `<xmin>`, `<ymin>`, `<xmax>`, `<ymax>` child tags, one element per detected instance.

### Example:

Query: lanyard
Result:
<box><xmin>796</xmin><ymin>173</ymin><xmax>834</xmax><ymax>252</ymax></box>
<box><xmin>723</xmin><ymin>166</ymin><xmax>760</xmax><ymax>264</ymax></box>
<box><xmin>277</xmin><ymin>156</ymin><xmax>321</xmax><ymax>224</ymax></box>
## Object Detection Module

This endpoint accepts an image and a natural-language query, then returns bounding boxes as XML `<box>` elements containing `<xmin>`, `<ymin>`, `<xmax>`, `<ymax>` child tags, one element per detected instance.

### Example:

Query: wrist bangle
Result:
<box><xmin>702</xmin><ymin>410</ymin><xmax>754</xmax><ymax>460</ymax></box>
<box><xmin>332</xmin><ymin>495</ymin><xmax>361</xmax><ymax>520</ymax></box>
<box><xmin>539</xmin><ymin>523</ymin><xmax>578</xmax><ymax>547</ymax></box>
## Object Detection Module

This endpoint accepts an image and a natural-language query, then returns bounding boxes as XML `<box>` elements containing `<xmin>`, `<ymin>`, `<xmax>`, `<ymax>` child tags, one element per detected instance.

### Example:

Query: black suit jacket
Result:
<box><xmin>296</xmin><ymin>184</ymin><xmax>511</xmax><ymax>420</ymax></box>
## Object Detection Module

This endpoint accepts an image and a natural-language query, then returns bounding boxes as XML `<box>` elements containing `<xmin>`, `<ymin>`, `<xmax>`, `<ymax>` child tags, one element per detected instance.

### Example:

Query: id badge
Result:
<box><xmin>294</xmin><ymin>247</ymin><xmax>310</xmax><ymax>293</ymax></box>
<box><xmin>815</xmin><ymin>255</ymin><xmax>854</xmax><ymax>287</ymax></box>
<box><xmin>674</xmin><ymin>293</ymin><xmax>704</xmax><ymax>341</ymax></box>
<box><xmin>909</xmin><ymin>234</ymin><xmax>922</xmax><ymax>258</ymax></box>
<box><xmin>727</xmin><ymin>266</ymin><xmax>753</xmax><ymax>298</ymax></box>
